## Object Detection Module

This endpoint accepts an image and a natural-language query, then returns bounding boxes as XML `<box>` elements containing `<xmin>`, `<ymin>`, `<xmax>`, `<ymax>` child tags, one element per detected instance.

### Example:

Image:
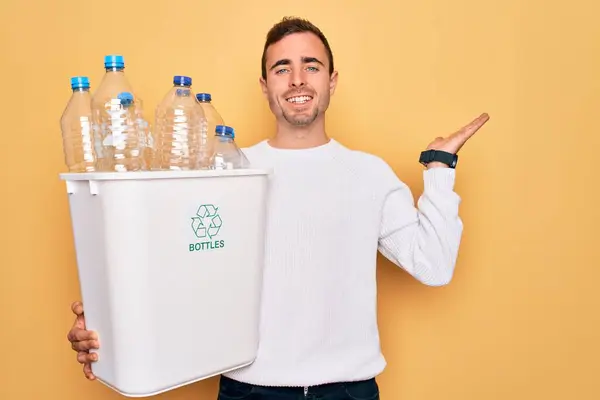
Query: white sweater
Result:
<box><xmin>224</xmin><ymin>138</ymin><xmax>463</xmax><ymax>387</ymax></box>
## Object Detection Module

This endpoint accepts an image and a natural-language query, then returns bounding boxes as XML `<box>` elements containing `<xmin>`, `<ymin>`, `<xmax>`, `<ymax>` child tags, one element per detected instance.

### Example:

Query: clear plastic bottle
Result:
<box><xmin>99</xmin><ymin>91</ymin><xmax>144</xmax><ymax>172</ymax></box>
<box><xmin>60</xmin><ymin>76</ymin><xmax>97</xmax><ymax>172</ymax></box>
<box><xmin>91</xmin><ymin>55</ymin><xmax>151</xmax><ymax>171</ymax></box>
<box><xmin>153</xmin><ymin>76</ymin><xmax>206</xmax><ymax>170</ymax></box>
<box><xmin>210</xmin><ymin>125</ymin><xmax>250</xmax><ymax>170</ymax></box>
<box><xmin>195</xmin><ymin>93</ymin><xmax>223</xmax><ymax>169</ymax></box>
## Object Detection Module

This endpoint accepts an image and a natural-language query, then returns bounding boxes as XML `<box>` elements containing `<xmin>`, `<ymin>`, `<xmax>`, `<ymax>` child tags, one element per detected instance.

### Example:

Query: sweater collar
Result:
<box><xmin>261</xmin><ymin>138</ymin><xmax>339</xmax><ymax>155</ymax></box>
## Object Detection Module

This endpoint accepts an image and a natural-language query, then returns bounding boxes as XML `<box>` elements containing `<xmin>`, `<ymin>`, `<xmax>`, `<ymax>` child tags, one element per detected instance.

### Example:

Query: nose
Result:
<box><xmin>289</xmin><ymin>68</ymin><xmax>305</xmax><ymax>88</ymax></box>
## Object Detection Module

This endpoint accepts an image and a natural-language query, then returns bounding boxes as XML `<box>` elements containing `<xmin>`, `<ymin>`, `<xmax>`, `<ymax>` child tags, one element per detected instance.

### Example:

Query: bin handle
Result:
<box><xmin>89</xmin><ymin>181</ymin><xmax>99</xmax><ymax>195</ymax></box>
<box><xmin>64</xmin><ymin>180</ymin><xmax>99</xmax><ymax>196</ymax></box>
<box><xmin>65</xmin><ymin>180</ymin><xmax>76</xmax><ymax>195</ymax></box>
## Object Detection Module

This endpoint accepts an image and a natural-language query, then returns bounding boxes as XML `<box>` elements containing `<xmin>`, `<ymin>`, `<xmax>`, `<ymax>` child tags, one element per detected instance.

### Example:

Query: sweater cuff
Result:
<box><xmin>423</xmin><ymin>167</ymin><xmax>456</xmax><ymax>192</ymax></box>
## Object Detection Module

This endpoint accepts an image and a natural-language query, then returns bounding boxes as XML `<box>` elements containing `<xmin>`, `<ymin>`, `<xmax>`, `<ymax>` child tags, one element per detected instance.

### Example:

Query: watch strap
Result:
<box><xmin>419</xmin><ymin>149</ymin><xmax>457</xmax><ymax>168</ymax></box>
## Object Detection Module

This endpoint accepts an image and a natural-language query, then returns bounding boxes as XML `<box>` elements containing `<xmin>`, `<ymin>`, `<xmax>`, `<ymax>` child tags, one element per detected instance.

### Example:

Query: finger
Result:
<box><xmin>70</xmin><ymin>302</ymin><xmax>86</xmax><ymax>333</ymax></box>
<box><xmin>71</xmin><ymin>339</ymin><xmax>100</xmax><ymax>352</ymax></box>
<box><xmin>77</xmin><ymin>351</ymin><xmax>98</xmax><ymax>364</ymax></box>
<box><xmin>83</xmin><ymin>363</ymin><xmax>96</xmax><ymax>380</ymax></box>
<box><xmin>71</xmin><ymin>301</ymin><xmax>84</xmax><ymax>316</ymax></box>
<box><xmin>67</xmin><ymin>328</ymin><xmax>97</xmax><ymax>343</ymax></box>
<box><xmin>70</xmin><ymin>313</ymin><xmax>86</xmax><ymax>334</ymax></box>
<box><xmin>456</xmin><ymin>113</ymin><xmax>490</xmax><ymax>139</ymax></box>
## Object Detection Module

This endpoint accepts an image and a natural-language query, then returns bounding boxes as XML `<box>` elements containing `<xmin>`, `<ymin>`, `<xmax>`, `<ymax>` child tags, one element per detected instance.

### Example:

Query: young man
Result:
<box><xmin>67</xmin><ymin>17</ymin><xmax>489</xmax><ymax>400</ymax></box>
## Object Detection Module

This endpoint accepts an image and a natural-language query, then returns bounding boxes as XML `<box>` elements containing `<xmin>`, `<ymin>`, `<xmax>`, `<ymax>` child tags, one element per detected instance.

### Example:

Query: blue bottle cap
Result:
<box><xmin>70</xmin><ymin>76</ymin><xmax>90</xmax><ymax>89</ymax></box>
<box><xmin>118</xmin><ymin>91</ymin><xmax>134</xmax><ymax>106</ymax></box>
<box><xmin>196</xmin><ymin>93</ymin><xmax>212</xmax><ymax>102</ymax></box>
<box><xmin>104</xmin><ymin>54</ymin><xmax>125</xmax><ymax>69</ymax></box>
<box><xmin>215</xmin><ymin>125</ymin><xmax>234</xmax><ymax>138</ymax></box>
<box><xmin>173</xmin><ymin>75</ymin><xmax>192</xmax><ymax>86</ymax></box>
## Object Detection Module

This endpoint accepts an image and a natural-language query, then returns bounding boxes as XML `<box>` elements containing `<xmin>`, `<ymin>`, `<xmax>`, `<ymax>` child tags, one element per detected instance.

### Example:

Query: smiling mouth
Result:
<box><xmin>286</xmin><ymin>95</ymin><xmax>313</xmax><ymax>104</ymax></box>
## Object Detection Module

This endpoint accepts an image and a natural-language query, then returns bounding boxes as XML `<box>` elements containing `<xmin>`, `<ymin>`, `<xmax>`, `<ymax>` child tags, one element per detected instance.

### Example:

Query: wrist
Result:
<box><xmin>426</xmin><ymin>161</ymin><xmax>450</xmax><ymax>169</ymax></box>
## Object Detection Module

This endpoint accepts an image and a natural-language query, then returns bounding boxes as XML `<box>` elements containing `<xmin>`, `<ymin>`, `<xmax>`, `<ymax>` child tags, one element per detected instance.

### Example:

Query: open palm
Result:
<box><xmin>423</xmin><ymin>113</ymin><xmax>490</xmax><ymax>168</ymax></box>
<box><xmin>427</xmin><ymin>113</ymin><xmax>490</xmax><ymax>154</ymax></box>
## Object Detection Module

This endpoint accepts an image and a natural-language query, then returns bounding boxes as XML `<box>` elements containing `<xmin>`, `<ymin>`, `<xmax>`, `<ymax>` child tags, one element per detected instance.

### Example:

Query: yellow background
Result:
<box><xmin>1</xmin><ymin>0</ymin><xmax>599</xmax><ymax>399</ymax></box>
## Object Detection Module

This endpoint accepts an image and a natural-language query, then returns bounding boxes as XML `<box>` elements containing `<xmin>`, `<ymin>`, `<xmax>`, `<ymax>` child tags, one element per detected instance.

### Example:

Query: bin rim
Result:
<box><xmin>59</xmin><ymin>168</ymin><xmax>273</xmax><ymax>181</ymax></box>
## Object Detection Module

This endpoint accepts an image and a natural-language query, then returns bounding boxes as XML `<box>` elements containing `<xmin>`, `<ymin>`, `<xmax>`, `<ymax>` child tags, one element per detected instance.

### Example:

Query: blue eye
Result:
<box><xmin>307</xmin><ymin>66</ymin><xmax>319</xmax><ymax>72</ymax></box>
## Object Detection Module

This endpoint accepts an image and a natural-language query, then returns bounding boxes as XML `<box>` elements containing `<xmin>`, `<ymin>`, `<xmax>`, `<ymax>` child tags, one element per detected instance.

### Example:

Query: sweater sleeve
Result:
<box><xmin>377</xmin><ymin>166</ymin><xmax>464</xmax><ymax>286</ymax></box>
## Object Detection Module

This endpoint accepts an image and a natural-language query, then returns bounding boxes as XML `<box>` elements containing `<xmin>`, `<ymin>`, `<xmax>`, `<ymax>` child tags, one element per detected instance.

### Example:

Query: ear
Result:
<box><xmin>329</xmin><ymin>70</ymin><xmax>338</xmax><ymax>96</ymax></box>
<box><xmin>259</xmin><ymin>76</ymin><xmax>268</xmax><ymax>99</ymax></box>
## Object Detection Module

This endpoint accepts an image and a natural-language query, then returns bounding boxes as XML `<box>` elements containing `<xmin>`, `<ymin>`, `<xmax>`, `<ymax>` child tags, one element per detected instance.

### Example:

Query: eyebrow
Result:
<box><xmin>269</xmin><ymin>56</ymin><xmax>325</xmax><ymax>71</ymax></box>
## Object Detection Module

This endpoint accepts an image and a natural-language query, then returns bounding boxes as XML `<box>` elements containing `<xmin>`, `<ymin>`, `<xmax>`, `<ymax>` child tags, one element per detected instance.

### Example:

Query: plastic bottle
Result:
<box><xmin>153</xmin><ymin>76</ymin><xmax>206</xmax><ymax>170</ymax></box>
<box><xmin>210</xmin><ymin>125</ymin><xmax>250</xmax><ymax>170</ymax></box>
<box><xmin>98</xmin><ymin>91</ymin><xmax>145</xmax><ymax>172</ymax></box>
<box><xmin>91</xmin><ymin>55</ymin><xmax>151</xmax><ymax>171</ymax></box>
<box><xmin>195</xmin><ymin>93</ymin><xmax>224</xmax><ymax>169</ymax></box>
<box><xmin>60</xmin><ymin>76</ymin><xmax>97</xmax><ymax>172</ymax></box>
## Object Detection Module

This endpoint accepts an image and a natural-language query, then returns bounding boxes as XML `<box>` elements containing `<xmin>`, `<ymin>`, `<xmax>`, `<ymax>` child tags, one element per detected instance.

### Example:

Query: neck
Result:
<box><xmin>268</xmin><ymin>116</ymin><xmax>329</xmax><ymax>149</ymax></box>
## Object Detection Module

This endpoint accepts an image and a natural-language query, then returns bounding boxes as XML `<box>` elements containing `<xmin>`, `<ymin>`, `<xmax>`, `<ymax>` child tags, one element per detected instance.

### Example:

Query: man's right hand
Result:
<box><xmin>67</xmin><ymin>301</ymin><xmax>100</xmax><ymax>380</ymax></box>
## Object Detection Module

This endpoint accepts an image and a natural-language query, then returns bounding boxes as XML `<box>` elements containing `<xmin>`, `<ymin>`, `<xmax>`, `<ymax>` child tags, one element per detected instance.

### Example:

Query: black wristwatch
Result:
<box><xmin>419</xmin><ymin>149</ymin><xmax>458</xmax><ymax>168</ymax></box>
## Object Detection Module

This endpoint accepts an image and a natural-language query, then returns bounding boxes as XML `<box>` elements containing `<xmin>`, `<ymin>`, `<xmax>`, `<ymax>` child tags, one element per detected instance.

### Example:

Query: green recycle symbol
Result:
<box><xmin>191</xmin><ymin>204</ymin><xmax>222</xmax><ymax>239</ymax></box>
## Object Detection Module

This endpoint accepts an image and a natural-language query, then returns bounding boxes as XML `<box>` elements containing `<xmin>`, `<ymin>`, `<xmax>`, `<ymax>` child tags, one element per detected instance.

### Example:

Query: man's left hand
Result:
<box><xmin>426</xmin><ymin>113</ymin><xmax>490</xmax><ymax>168</ymax></box>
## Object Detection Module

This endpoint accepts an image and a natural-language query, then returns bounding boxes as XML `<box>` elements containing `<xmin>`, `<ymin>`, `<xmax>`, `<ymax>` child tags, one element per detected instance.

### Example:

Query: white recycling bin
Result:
<box><xmin>60</xmin><ymin>168</ymin><xmax>271</xmax><ymax>397</ymax></box>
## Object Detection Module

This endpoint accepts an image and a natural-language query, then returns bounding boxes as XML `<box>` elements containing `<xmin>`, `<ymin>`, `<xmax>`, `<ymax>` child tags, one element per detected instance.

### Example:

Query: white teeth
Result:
<box><xmin>286</xmin><ymin>96</ymin><xmax>312</xmax><ymax>104</ymax></box>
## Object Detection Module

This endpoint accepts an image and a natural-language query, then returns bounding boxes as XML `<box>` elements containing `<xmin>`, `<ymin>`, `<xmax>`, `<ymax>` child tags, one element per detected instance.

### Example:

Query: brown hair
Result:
<box><xmin>261</xmin><ymin>17</ymin><xmax>335</xmax><ymax>80</ymax></box>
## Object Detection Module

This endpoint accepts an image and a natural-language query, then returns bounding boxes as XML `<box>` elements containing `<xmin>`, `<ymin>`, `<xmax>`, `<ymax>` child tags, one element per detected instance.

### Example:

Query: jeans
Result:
<box><xmin>217</xmin><ymin>375</ymin><xmax>380</xmax><ymax>400</ymax></box>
